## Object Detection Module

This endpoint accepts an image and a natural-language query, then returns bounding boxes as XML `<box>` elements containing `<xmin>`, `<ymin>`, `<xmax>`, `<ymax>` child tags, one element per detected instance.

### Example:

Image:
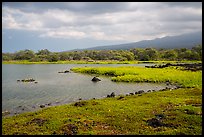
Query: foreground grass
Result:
<box><xmin>71</xmin><ymin>66</ymin><xmax>202</xmax><ymax>88</ymax></box>
<box><xmin>2</xmin><ymin>88</ymin><xmax>202</xmax><ymax>135</ymax></box>
<box><xmin>2</xmin><ymin>60</ymin><xmax>201</xmax><ymax>64</ymax></box>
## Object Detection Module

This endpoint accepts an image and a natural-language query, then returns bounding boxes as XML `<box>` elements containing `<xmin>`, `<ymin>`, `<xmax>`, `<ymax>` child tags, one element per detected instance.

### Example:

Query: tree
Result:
<box><xmin>162</xmin><ymin>50</ymin><xmax>178</xmax><ymax>60</ymax></box>
<box><xmin>36</xmin><ymin>49</ymin><xmax>51</xmax><ymax>55</ymax></box>
<box><xmin>14</xmin><ymin>49</ymin><xmax>35</xmax><ymax>60</ymax></box>
<box><xmin>59</xmin><ymin>52</ymin><xmax>69</xmax><ymax>61</ymax></box>
<box><xmin>2</xmin><ymin>53</ymin><xmax>14</xmax><ymax>61</ymax></box>
<box><xmin>144</xmin><ymin>48</ymin><xmax>159</xmax><ymax>60</ymax></box>
<box><xmin>192</xmin><ymin>45</ymin><xmax>202</xmax><ymax>60</ymax></box>
<box><xmin>47</xmin><ymin>53</ymin><xmax>59</xmax><ymax>62</ymax></box>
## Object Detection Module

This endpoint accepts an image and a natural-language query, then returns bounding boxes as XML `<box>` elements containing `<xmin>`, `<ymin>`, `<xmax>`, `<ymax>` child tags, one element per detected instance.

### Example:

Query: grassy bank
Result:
<box><xmin>2</xmin><ymin>88</ymin><xmax>202</xmax><ymax>135</ymax></box>
<box><xmin>71</xmin><ymin>66</ymin><xmax>202</xmax><ymax>88</ymax></box>
<box><xmin>2</xmin><ymin>60</ymin><xmax>201</xmax><ymax>64</ymax></box>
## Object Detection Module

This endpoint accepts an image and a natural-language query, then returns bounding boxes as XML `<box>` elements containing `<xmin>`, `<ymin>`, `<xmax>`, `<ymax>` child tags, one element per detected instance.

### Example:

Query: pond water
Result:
<box><xmin>2</xmin><ymin>64</ymin><xmax>173</xmax><ymax>116</ymax></box>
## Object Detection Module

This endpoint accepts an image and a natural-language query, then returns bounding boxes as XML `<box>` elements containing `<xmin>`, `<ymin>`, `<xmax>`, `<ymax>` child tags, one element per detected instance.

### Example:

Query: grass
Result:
<box><xmin>2</xmin><ymin>60</ymin><xmax>202</xmax><ymax>64</ymax></box>
<box><xmin>71</xmin><ymin>66</ymin><xmax>202</xmax><ymax>88</ymax></box>
<box><xmin>2</xmin><ymin>88</ymin><xmax>202</xmax><ymax>135</ymax></box>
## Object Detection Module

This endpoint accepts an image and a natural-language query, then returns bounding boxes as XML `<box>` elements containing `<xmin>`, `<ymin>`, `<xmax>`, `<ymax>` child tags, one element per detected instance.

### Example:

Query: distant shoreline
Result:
<box><xmin>2</xmin><ymin>60</ymin><xmax>201</xmax><ymax>64</ymax></box>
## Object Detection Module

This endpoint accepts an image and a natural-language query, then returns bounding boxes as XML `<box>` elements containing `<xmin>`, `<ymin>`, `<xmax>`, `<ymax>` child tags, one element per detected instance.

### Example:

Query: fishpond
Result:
<box><xmin>2</xmin><ymin>64</ymin><xmax>175</xmax><ymax>116</ymax></box>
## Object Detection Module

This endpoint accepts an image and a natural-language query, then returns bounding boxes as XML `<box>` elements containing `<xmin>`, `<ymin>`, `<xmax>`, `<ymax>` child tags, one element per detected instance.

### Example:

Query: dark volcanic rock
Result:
<box><xmin>74</xmin><ymin>101</ymin><xmax>87</xmax><ymax>107</ymax></box>
<box><xmin>110</xmin><ymin>92</ymin><xmax>115</xmax><ymax>97</ymax></box>
<box><xmin>137</xmin><ymin>90</ymin><xmax>144</xmax><ymax>94</ymax></box>
<box><xmin>118</xmin><ymin>96</ymin><xmax>125</xmax><ymax>100</ymax></box>
<box><xmin>129</xmin><ymin>93</ymin><xmax>134</xmax><ymax>95</ymax></box>
<box><xmin>58</xmin><ymin>70</ymin><xmax>70</xmax><ymax>73</ymax></box>
<box><xmin>107</xmin><ymin>92</ymin><xmax>115</xmax><ymax>98</ymax></box>
<box><xmin>91</xmin><ymin>77</ymin><xmax>101</xmax><ymax>82</ymax></box>
<box><xmin>147</xmin><ymin>118</ymin><xmax>164</xmax><ymax>127</ymax></box>
<box><xmin>40</xmin><ymin>105</ymin><xmax>45</xmax><ymax>108</ymax></box>
<box><xmin>64</xmin><ymin>70</ymin><xmax>70</xmax><ymax>73</ymax></box>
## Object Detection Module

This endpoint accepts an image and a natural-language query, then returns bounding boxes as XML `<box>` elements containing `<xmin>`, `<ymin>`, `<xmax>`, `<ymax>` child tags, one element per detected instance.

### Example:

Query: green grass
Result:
<box><xmin>71</xmin><ymin>66</ymin><xmax>202</xmax><ymax>88</ymax></box>
<box><xmin>2</xmin><ymin>88</ymin><xmax>202</xmax><ymax>135</ymax></box>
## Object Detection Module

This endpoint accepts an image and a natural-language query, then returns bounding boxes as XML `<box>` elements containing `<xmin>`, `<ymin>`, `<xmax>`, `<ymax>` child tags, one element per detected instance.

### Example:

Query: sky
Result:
<box><xmin>2</xmin><ymin>2</ymin><xmax>202</xmax><ymax>53</ymax></box>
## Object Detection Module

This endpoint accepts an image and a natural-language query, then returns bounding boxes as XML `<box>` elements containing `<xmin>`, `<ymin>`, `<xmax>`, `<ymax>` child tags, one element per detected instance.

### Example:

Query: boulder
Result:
<box><xmin>138</xmin><ymin>90</ymin><xmax>144</xmax><ymax>94</ymax></box>
<box><xmin>64</xmin><ymin>70</ymin><xmax>70</xmax><ymax>73</ymax></box>
<box><xmin>74</xmin><ymin>101</ymin><xmax>87</xmax><ymax>107</ymax></box>
<box><xmin>129</xmin><ymin>93</ymin><xmax>134</xmax><ymax>95</ymax></box>
<box><xmin>110</xmin><ymin>92</ymin><xmax>115</xmax><ymax>97</ymax></box>
<box><xmin>107</xmin><ymin>92</ymin><xmax>115</xmax><ymax>98</ymax></box>
<box><xmin>40</xmin><ymin>105</ymin><xmax>45</xmax><ymax>108</ymax></box>
<box><xmin>91</xmin><ymin>77</ymin><xmax>101</xmax><ymax>82</ymax></box>
<box><xmin>118</xmin><ymin>96</ymin><xmax>125</xmax><ymax>100</ymax></box>
<box><xmin>147</xmin><ymin>118</ymin><xmax>164</xmax><ymax>127</ymax></box>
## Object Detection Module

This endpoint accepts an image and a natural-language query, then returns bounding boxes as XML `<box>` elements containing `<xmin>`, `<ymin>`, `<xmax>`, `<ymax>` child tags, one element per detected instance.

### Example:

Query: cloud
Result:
<box><xmin>39</xmin><ymin>29</ymin><xmax>86</xmax><ymax>39</ymax></box>
<box><xmin>2</xmin><ymin>2</ymin><xmax>202</xmax><ymax>42</ymax></box>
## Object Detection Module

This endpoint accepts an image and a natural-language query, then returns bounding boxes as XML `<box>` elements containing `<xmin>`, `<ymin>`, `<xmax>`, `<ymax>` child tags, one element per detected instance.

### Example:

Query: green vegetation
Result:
<box><xmin>2</xmin><ymin>88</ymin><xmax>202</xmax><ymax>135</ymax></box>
<box><xmin>71</xmin><ymin>66</ymin><xmax>202</xmax><ymax>88</ymax></box>
<box><xmin>2</xmin><ymin>60</ymin><xmax>137</xmax><ymax>64</ymax></box>
<box><xmin>2</xmin><ymin>45</ymin><xmax>202</xmax><ymax>62</ymax></box>
<box><xmin>2</xmin><ymin>60</ymin><xmax>201</xmax><ymax>65</ymax></box>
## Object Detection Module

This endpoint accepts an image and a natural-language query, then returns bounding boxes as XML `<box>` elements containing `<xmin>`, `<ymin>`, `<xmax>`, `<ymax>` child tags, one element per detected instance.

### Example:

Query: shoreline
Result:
<box><xmin>2</xmin><ymin>87</ymin><xmax>202</xmax><ymax>135</ymax></box>
<box><xmin>2</xmin><ymin>60</ymin><xmax>201</xmax><ymax>64</ymax></box>
<box><xmin>2</xmin><ymin>82</ymin><xmax>179</xmax><ymax>117</ymax></box>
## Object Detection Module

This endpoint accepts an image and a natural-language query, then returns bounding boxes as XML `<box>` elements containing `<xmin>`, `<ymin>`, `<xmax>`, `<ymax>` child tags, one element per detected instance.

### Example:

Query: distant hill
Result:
<box><xmin>69</xmin><ymin>31</ymin><xmax>202</xmax><ymax>51</ymax></box>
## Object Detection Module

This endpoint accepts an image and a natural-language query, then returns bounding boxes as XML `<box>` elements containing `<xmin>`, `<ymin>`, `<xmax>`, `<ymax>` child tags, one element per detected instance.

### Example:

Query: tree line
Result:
<box><xmin>2</xmin><ymin>45</ymin><xmax>202</xmax><ymax>62</ymax></box>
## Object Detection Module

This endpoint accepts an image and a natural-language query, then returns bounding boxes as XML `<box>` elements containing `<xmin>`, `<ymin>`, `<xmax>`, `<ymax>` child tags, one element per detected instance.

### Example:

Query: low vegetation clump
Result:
<box><xmin>2</xmin><ymin>88</ymin><xmax>202</xmax><ymax>135</ymax></box>
<box><xmin>71</xmin><ymin>66</ymin><xmax>202</xmax><ymax>88</ymax></box>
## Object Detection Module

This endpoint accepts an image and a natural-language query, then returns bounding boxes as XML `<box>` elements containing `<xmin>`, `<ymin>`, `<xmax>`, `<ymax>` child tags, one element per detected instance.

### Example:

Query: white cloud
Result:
<box><xmin>2</xmin><ymin>2</ymin><xmax>202</xmax><ymax>42</ymax></box>
<box><xmin>39</xmin><ymin>29</ymin><xmax>86</xmax><ymax>39</ymax></box>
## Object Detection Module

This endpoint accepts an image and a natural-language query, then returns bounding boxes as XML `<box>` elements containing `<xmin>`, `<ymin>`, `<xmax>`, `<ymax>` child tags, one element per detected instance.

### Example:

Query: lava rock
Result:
<box><xmin>110</xmin><ymin>92</ymin><xmax>115</xmax><ymax>97</ymax></box>
<box><xmin>40</xmin><ymin>105</ymin><xmax>45</xmax><ymax>108</ymax></box>
<box><xmin>147</xmin><ymin>118</ymin><xmax>164</xmax><ymax>127</ymax></box>
<box><xmin>91</xmin><ymin>77</ymin><xmax>101</xmax><ymax>82</ymax></box>
<box><xmin>64</xmin><ymin>70</ymin><xmax>70</xmax><ymax>73</ymax></box>
<box><xmin>118</xmin><ymin>96</ymin><xmax>125</xmax><ymax>100</ymax></box>
<box><xmin>129</xmin><ymin>93</ymin><xmax>134</xmax><ymax>95</ymax></box>
<box><xmin>138</xmin><ymin>90</ymin><xmax>144</xmax><ymax>94</ymax></box>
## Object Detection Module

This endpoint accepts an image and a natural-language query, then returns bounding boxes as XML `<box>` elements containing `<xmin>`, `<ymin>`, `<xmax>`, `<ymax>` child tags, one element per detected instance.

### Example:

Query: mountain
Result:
<box><xmin>70</xmin><ymin>31</ymin><xmax>202</xmax><ymax>51</ymax></box>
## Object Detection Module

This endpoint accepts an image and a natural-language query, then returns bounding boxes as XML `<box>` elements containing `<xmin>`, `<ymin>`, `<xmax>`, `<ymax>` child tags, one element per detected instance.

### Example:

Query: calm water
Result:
<box><xmin>2</xmin><ymin>64</ymin><xmax>172</xmax><ymax>116</ymax></box>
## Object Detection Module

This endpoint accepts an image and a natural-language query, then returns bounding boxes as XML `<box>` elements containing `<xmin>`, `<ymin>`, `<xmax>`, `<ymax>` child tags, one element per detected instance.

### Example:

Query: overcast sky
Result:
<box><xmin>2</xmin><ymin>2</ymin><xmax>202</xmax><ymax>53</ymax></box>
